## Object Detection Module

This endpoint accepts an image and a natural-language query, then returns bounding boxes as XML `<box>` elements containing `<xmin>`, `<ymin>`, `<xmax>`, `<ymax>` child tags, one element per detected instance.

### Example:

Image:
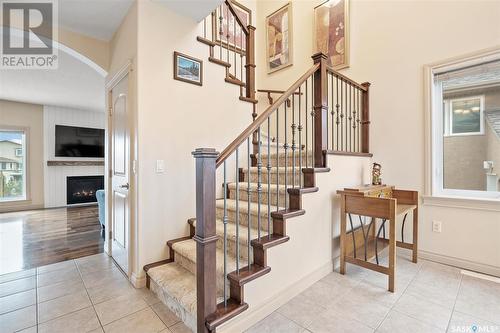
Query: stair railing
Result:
<box><xmin>192</xmin><ymin>53</ymin><xmax>370</xmax><ymax>333</ymax></box>
<box><xmin>199</xmin><ymin>0</ymin><xmax>256</xmax><ymax>103</ymax></box>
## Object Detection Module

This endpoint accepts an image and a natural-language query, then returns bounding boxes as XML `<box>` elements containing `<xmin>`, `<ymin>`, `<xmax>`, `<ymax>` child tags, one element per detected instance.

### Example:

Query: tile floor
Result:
<box><xmin>0</xmin><ymin>253</ymin><xmax>191</xmax><ymax>333</ymax></box>
<box><xmin>1</xmin><ymin>252</ymin><xmax>499</xmax><ymax>333</ymax></box>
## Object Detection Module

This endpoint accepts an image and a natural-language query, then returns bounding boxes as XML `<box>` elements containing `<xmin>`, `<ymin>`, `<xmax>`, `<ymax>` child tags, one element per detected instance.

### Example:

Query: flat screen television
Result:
<box><xmin>55</xmin><ymin>125</ymin><xmax>105</xmax><ymax>158</ymax></box>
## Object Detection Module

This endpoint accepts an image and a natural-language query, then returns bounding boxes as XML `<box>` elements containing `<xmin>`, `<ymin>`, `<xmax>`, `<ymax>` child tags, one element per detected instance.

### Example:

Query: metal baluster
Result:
<box><xmin>298</xmin><ymin>86</ymin><xmax>303</xmax><ymax>187</ymax></box>
<box><xmin>203</xmin><ymin>17</ymin><xmax>207</xmax><ymax>39</ymax></box>
<box><xmin>340</xmin><ymin>78</ymin><xmax>344</xmax><ymax>151</ymax></box>
<box><xmin>233</xmin><ymin>15</ymin><xmax>237</xmax><ymax>79</ymax></box>
<box><xmin>352</xmin><ymin>87</ymin><xmax>357</xmax><ymax>153</ymax></box>
<box><xmin>276</xmin><ymin>106</ymin><xmax>280</xmax><ymax>209</ymax></box>
<box><xmin>267</xmin><ymin>117</ymin><xmax>271</xmax><ymax>233</ymax></box>
<box><xmin>223</xmin><ymin>161</ymin><xmax>228</xmax><ymax>306</ymax></box>
<box><xmin>331</xmin><ymin>74</ymin><xmax>335</xmax><ymax>149</ymax></box>
<box><xmin>218</xmin><ymin>6</ymin><xmax>223</xmax><ymax>60</ymax></box>
<box><xmin>284</xmin><ymin>102</ymin><xmax>288</xmax><ymax>203</ymax></box>
<box><xmin>310</xmin><ymin>77</ymin><xmax>314</xmax><ymax>165</ymax></box>
<box><xmin>336</xmin><ymin>76</ymin><xmax>340</xmax><ymax>151</ymax></box>
<box><xmin>326</xmin><ymin>75</ymin><xmax>329</xmax><ymax>150</ymax></box>
<box><xmin>225</xmin><ymin>5</ymin><xmax>229</xmax><ymax>64</ymax></box>
<box><xmin>305</xmin><ymin>79</ymin><xmax>308</xmax><ymax>168</ymax></box>
<box><xmin>247</xmin><ymin>138</ymin><xmax>251</xmax><ymax>266</ymax></box>
<box><xmin>235</xmin><ymin>148</ymin><xmax>239</xmax><ymax>273</ymax></box>
<box><xmin>349</xmin><ymin>84</ymin><xmax>353</xmax><ymax>152</ymax></box>
<box><xmin>257</xmin><ymin>128</ymin><xmax>262</xmax><ymax>240</ymax></box>
<box><xmin>240</xmin><ymin>26</ymin><xmax>243</xmax><ymax>85</ymax></box>
<box><xmin>291</xmin><ymin>92</ymin><xmax>296</xmax><ymax>188</ymax></box>
<box><xmin>357</xmin><ymin>89</ymin><xmax>361</xmax><ymax>152</ymax></box>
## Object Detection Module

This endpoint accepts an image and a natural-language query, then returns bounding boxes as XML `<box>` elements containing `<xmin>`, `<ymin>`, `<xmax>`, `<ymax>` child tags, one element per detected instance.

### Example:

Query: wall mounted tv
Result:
<box><xmin>55</xmin><ymin>125</ymin><xmax>105</xmax><ymax>158</ymax></box>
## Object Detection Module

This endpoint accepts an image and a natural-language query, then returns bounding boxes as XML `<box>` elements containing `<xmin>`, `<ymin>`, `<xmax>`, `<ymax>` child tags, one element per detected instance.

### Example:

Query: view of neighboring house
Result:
<box><xmin>0</xmin><ymin>139</ymin><xmax>24</xmax><ymax>200</ymax></box>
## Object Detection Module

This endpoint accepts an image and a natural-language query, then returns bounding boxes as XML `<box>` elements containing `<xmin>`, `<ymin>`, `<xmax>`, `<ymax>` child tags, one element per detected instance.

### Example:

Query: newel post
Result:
<box><xmin>245</xmin><ymin>25</ymin><xmax>256</xmax><ymax>101</ymax></box>
<box><xmin>361</xmin><ymin>82</ymin><xmax>371</xmax><ymax>154</ymax></box>
<box><xmin>312</xmin><ymin>52</ymin><xmax>328</xmax><ymax>167</ymax></box>
<box><xmin>192</xmin><ymin>148</ymin><xmax>219</xmax><ymax>333</ymax></box>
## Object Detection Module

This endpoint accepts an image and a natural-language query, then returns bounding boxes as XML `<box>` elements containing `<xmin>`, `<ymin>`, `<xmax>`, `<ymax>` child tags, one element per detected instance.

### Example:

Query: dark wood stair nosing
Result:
<box><xmin>143</xmin><ymin>259</ymin><xmax>173</xmax><ymax>273</ymax></box>
<box><xmin>196</xmin><ymin>36</ymin><xmax>216</xmax><ymax>47</ymax></box>
<box><xmin>251</xmin><ymin>234</ymin><xmax>290</xmax><ymax>250</ymax></box>
<box><xmin>166</xmin><ymin>236</ymin><xmax>192</xmax><ymax>248</ymax></box>
<box><xmin>239</xmin><ymin>96</ymin><xmax>258</xmax><ymax>104</ymax></box>
<box><xmin>227</xmin><ymin>264</ymin><xmax>271</xmax><ymax>286</ymax></box>
<box><xmin>206</xmin><ymin>299</ymin><xmax>249</xmax><ymax>331</ymax></box>
<box><xmin>288</xmin><ymin>187</ymin><xmax>319</xmax><ymax>195</ymax></box>
<box><xmin>225</xmin><ymin>76</ymin><xmax>246</xmax><ymax>87</ymax></box>
<box><xmin>271</xmin><ymin>209</ymin><xmax>305</xmax><ymax>220</ymax></box>
<box><xmin>209</xmin><ymin>56</ymin><xmax>231</xmax><ymax>68</ymax></box>
<box><xmin>302</xmin><ymin>167</ymin><xmax>331</xmax><ymax>174</ymax></box>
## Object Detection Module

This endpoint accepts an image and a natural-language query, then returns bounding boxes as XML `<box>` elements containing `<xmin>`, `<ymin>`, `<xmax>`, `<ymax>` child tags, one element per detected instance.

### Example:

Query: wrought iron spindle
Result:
<box><xmin>257</xmin><ymin>127</ymin><xmax>262</xmax><ymax>240</ymax></box>
<box><xmin>352</xmin><ymin>87</ymin><xmax>357</xmax><ymax>153</ymax></box>
<box><xmin>336</xmin><ymin>76</ymin><xmax>340</xmax><ymax>151</ymax></box>
<box><xmin>331</xmin><ymin>74</ymin><xmax>335</xmax><ymax>149</ymax></box>
<box><xmin>305</xmin><ymin>79</ymin><xmax>308</xmax><ymax>168</ymax></box>
<box><xmin>240</xmin><ymin>25</ymin><xmax>243</xmax><ymax>87</ymax></box>
<box><xmin>233</xmin><ymin>16</ymin><xmax>237</xmax><ymax>79</ymax></box>
<box><xmin>235</xmin><ymin>148</ymin><xmax>239</xmax><ymax>273</ymax></box>
<box><xmin>203</xmin><ymin>17</ymin><xmax>207</xmax><ymax>39</ymax></box>
<box><xmin>218</xmin><ymin>6</ymin><xmax>223</xmax><ymax>60</ymax></box>
<box><xmin>276</xmin><ymin>106</ymin><xmax>280</xmax><ymax>209</ymax></box>
<box><xmin>284</xmin><ymin>102</ymin><xmax>288</xmax><ymax>199</ymax></box>
<box><xmin>291</xmin><ymin>92</ymin><xmax>296</xmax><ymax>188</ymax></box>
<box><xmin>310</xmin><ymin>77</ymin><xmax>315</xmax><ymax>167</ymax></box>
<box><xmin>340</xmin><ymin>78</ymin><xmax>344</xmax><ymax>150</ymax></box>
<box><xmin>348</xmin><ymin>83</ymin><xmax>353</xmax><ymax>152</ymax></box>
<box><xmin>247</xmin><ymin>137</ymin><xmax>251</xmax><ymax>265</ymax></box>
<box><xmin>267</xmin><ymin>117</ymin><xmax>271</xmax><ymax>232</ymax></box>
<box><xmin>222</xmin><ymin>161</ymin><xmax>228</xmax><ymax>306</ymax></box>
<box><xmin>298</xmin><ymin>86</ymin><xmax>303</xmax><ymax>187</ymax></box>
<box><xmin>225</xmin><ymin>5</ymin><xmax>230</xmax><ymax>64</ymax></box>
<box><xmin>357</xmin><ymin>89</ymin><xmax>361</xmax><ymax>152</ymax></box>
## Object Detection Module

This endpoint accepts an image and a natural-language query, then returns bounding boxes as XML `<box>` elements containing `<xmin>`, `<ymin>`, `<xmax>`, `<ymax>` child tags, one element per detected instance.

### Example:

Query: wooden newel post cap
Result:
<box><xmin>311</xmin><ymin>52</ymin><xmax>328</xmax><ymax>63</ymax></box>
<box><xmin>192</xmin><ymin>148</ymin><xmax>219</xmax><ymax>158</ymax></box>
<box><xmin>361</xmin><ymin>82</ymin><xmax>371</xmax><ymax>88</ymax></box>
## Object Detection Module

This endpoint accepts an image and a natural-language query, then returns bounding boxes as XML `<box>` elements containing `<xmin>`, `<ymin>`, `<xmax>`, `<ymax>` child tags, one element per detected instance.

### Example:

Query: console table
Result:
<box><xmin>337</xmin><ymin>185</ymin><xmax>418</xmax><ymax>292</ymax></box>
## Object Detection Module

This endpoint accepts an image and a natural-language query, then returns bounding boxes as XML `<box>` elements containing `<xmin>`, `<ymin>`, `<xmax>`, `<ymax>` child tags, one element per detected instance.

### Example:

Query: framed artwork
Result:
<box><xmin>173</xmin><ymin>52</ymin><xmax>203</xmax><ymax>86</ymax></box>
<box><xmin>314</xmin><ymin>0</ymin><xmax>350</xmax><ymax>70</ymax></box>
<box><xmin>213</xmin><ymin>0</ymin><xmax>251</xmax><ymax>52</ymax></box>
<box><xmin>266</xmin><ymin>2</ymin><xmax>293</xmax><ymax>74</ymax></box>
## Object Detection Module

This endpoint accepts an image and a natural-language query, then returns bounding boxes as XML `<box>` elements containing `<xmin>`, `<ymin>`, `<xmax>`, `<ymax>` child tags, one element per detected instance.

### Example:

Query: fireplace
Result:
<box><xmin>67</xmin><ymin>176</ymin><xmax>104</xmax><ymax>205</ymax></box>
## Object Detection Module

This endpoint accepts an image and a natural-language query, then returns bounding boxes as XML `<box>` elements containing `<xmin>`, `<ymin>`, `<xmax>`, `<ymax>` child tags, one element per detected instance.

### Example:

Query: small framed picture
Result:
<box><xmin>266</xmin><ymin>2</ymin><xmax>293</xmax><ymax>74</ymax></box>
<box><xmin>173</xmin><ymin>52</ymin><xmax>203</xmax><ymax>86</ymax></box>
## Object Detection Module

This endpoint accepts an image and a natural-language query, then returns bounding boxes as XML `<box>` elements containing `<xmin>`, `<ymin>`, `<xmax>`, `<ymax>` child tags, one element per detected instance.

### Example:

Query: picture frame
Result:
<box><xmin>314</xmin><ymin>0</ymin><xmax>350</xmax><ymax>70</ymax></box>
<box><xmin>212</xmin><ymin>0</ymin><xmax>252</xmax><ymax>53</ymax></box>
<box><xmin>173</xmin><ymin>52</ymin><xmax>203</xmax><ymax>86</ymax></box>
<box><xmin>266</xmin><ymin>2</ymin><xmax>293</xmax><ymax>74</ymax></box>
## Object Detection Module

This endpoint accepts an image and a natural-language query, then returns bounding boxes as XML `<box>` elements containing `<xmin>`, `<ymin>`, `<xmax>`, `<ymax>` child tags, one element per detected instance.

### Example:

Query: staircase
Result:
<box><xmin>143</xmin><ymin>2</ymin><xmax>372</xmax><ymax>332</ymax></box>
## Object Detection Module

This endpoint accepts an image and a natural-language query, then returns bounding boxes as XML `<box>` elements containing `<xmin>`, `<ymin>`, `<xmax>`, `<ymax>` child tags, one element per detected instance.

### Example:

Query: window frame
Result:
<box><xmin>444</xmin><ymin>95</ymin><xmax>485</xmax><ymax>137</ymax></box>
<box><xmin>424</xmin><ymin>48</ymin><xmax>500</xmax><ymax>202</ymax></box>
<box><xmin>0</xmin><ymin>127</ymin><xmax>28</xmax><ymax>203</ymax></box>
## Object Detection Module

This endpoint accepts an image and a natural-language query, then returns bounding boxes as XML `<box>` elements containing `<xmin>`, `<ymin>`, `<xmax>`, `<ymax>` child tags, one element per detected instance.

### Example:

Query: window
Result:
<box><xmin>428</xmin><ymin>55</ymin><xmax>500</xmax><ymax>200</ymax></box>
<box><xmin>0</xmin><ymin>130</ymin><xmax>27</xmax><ymax>202</ymax></box>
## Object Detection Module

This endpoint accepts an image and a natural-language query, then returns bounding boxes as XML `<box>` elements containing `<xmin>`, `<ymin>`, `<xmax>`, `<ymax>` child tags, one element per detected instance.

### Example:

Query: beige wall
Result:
<box><xmin>255</xmin><ymin>0</ymin><xmax>500</xmax><ymax>272</ymax></box>
<box><xmin>0</xmin><ymin>100</ymin><xmax>44</xmax><ymax>212</ymax></box>
<box><xmin>134</xmin><ymin>0</ymin><xmax>257</xmax><ymax>282</ymax></box>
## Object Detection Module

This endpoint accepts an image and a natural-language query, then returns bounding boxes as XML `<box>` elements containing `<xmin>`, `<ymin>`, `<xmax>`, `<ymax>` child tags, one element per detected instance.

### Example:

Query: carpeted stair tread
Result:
<box><xmin>228</xmin><ymin>182</ymin><xmax>288</xmax><ymax>194</ymax></box>
<box><xmin>216</xmin><ymin>198</ymin><xmax>281</xmax><ymax>217</ymax></box>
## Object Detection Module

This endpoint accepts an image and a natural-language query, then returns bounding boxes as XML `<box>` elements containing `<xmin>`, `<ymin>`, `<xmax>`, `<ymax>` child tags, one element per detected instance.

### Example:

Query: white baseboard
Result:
<box><xmin>131</xmin><ymin>271</ymin><xmax>146</xmax><ymax>288</ymax></box>
<box><xmin>218</xmin><ymin>260</ymin><xmax>333</xmax><ymax>333</ymax></box>
<box><xmin>417</xmin><ymin>250</ymin><xmax>500</xmax><ymax>278</ymax></box>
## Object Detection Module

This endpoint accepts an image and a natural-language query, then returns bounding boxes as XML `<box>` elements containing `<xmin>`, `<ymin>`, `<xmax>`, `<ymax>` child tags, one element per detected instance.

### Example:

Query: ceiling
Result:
<box><xmin>59</xmin><ymin>0</ymin><xmax>134</xmax><ymax>41</ymax></box>
<box><xmin>154</xmin><ymin>0</ymin><xmax>223</xmax><ymax>22</ymax></box>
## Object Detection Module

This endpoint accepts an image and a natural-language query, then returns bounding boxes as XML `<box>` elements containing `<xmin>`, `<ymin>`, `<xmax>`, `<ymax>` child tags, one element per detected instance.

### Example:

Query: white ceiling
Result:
<box><xmin>154</xmin><ymin>0</ymin><xmax>223</xmax><ymax>22</ymax></box>
<box><xmin>59</xmin><ymin>0</ymin><xmax>134</xmax><ymax>41</ymax></box>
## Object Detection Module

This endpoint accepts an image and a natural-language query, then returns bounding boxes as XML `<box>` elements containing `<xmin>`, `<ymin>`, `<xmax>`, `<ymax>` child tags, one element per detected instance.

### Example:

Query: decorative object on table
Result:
<box><xmin>213</xmin><ymin>0</ymin><xmax>251</xmax><ymax>52</ymax></box>
<box><xmin>173</xmin><ymin>52</ymin><xmax>203</xmax><ymax>86</ymax></box>
<box><xmin>314</xmin><ymin>0</ymin><xmax>350</xmax><ymax>70</ymax></box>
<box><xmin>372</xmin><ymin>162</ymin><xmax>382</xmax><ymax>185</ymax></box>
<box><xmin>266</xmin><ymin>2</ymin><xmax>293</xmax><ymax>73</ymax></box>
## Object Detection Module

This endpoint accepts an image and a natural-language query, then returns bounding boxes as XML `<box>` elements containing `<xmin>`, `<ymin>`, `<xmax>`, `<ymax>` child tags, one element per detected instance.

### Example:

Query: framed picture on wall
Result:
<box><xmin>173</xmin><ymin>52</ymin><xmax>203</xmax><ymax>86</ymax></box>
<box><xmin>314</xmin><ymin>0</ymin><xmax>350</xmax><ymax>70</ymax></box>
<box><xmin>213</xmin><ymin>0</ymin><xmax>252</xmax><ymax>52</ymax></box>
<box><xmin>266</xmin><ymin>2</ymin><xmax>293</xmax><ymax>74</ymax></box>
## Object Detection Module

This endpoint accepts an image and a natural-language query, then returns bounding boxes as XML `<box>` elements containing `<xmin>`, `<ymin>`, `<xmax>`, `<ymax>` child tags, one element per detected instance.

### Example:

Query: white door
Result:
<box><xmin>110</xmin><ymin>74</ymin><xmax>130</xmax><ymax>274</ymax></box>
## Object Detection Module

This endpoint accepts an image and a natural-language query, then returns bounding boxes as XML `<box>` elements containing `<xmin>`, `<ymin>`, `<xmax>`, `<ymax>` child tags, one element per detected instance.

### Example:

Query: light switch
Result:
<box><xmin>156</xmin><ymin>160</ymin><xmax>165</xmax><ymax>173</ymax></box>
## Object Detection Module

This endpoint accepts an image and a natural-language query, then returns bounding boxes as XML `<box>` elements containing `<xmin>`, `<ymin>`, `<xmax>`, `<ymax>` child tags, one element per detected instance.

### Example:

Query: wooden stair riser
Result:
<box><xmin>243</xmin><ymin>170</ymin><xmax>302</xmax><ymax>186</ymax></box>
<box><xmin>216</xmin><ymin>206</ymin><xmax>272</xmax><ymax>232</ymax></box>
<box><xmin>228</xmin><ymin>187</ymin><xmax>288</xmax><ymax>207</ymax></box>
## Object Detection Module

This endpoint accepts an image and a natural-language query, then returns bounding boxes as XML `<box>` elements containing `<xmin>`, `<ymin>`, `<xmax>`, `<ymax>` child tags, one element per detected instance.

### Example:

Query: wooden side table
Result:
<box><xmin>337</xmin><ymin>185</ymin><xmax>418</xmax><ymax>292</ymax></box>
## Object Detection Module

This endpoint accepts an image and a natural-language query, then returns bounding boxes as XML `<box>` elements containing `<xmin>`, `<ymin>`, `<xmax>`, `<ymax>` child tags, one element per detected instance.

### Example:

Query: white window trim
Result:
<box><xmin>0</xmin><ymin>128</ymin><xmax>28</xmax><ymax>203</ymax></box>
<box><xmin>444</xmin><ymin>95</ymin><xmax>485</xmax><ymax>136</ymax></box>
<box><xmin>424</xmin><ymin>47</ymin><xmax>500</xmax><ymax>205</ymax></box>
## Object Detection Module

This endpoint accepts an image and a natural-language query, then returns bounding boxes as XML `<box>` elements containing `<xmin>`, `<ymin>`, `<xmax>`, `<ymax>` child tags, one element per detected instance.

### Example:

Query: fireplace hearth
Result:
<box><xmin>67</xmin><ymin>176</ymin><xmax>104</xmax><ymax>205</ymax></box>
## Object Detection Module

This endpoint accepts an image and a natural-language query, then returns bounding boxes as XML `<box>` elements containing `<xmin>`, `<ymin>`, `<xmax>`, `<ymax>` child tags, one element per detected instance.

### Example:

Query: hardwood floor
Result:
<box><xmin>0</xmin><ymin>205</ymin><xmax>104</xmax><ymax>275</ymax></box>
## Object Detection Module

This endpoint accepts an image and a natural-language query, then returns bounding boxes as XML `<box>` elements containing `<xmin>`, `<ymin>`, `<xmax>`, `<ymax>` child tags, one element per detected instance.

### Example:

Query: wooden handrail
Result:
<box><xmin>216</xmin><ymin>62</ymin><xmax>320</xmax><ymax>168</ymax></box>
<box><xmin>326</xmin><ymin>66</ymin><xmax>368</xmax><ymax>92</ymax></box>
<box><xmin>225</xmin><ymin>0</ymin><xmax>249</xmax><ymax>35</ymax></box>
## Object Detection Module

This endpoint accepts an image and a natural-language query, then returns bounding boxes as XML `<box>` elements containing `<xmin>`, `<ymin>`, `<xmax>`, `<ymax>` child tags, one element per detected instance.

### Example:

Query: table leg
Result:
<box><xmin>388</xmin><ymin>202</ymin><xmax>396</xmax><ymax>292</ymax></box>
<box><xmin>340</xmin><ymin>196</ymin><xmax>346</xmax><ymax>274</ymax></box>
<box><xmin>412</xmin><ymin>207</ymin><xmax>418</xmax><ymax>263</ymax></box>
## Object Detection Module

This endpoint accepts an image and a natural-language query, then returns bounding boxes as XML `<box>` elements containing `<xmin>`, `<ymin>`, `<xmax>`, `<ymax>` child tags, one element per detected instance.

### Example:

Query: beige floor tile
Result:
<box><xmin>151</xmin><ymin>301</ymin><xmax>181</xmax><ymax>327</ymax></box>
<box><xmin>394</xmin><ymin>292</ymin><xmax>452</xmax><ymax>330</ymax></box>
<box><xmin>89</xmin><ymin>328</ymin><xmax>105</xmax><ymax>333</ymax></box>
<box><xmin>376</xmin><ymin>310</ymin><xmax>442</xmax><ymax>333</ymax></box>
<box><xmin>76</xmin><ymin>254</ymin><xmax>115</xmax><ymax>275</ymax></box>
<box><xmin>345</xmin><ymin>280</ymin><xmax>402</xmax><ymax>308</ymax></box>
<box><xmin>305</xmin><ymin>310</ymin><xmax>373</xmax><ymax>333</ymax></box>
<box><xmin>0</xmin><ymin>269</ymin><xmax>36</xmax><ymax>284</ymax></box>
<box><xmin>169</xmin><ymin>322</ymin><xmax>192</xmax><ymax>333</ymax></box>
<box><xmin>277</xmin><ymin>293</ymin><xmax>327</xmax><ymax>328</ymax></box>
<box><xmin>405</xmin><ymin>274</ymin><xmax>460</xmax><ymax>309</ymax></box>
<box><xmin>320</xmin><ymin>271</ymin><xmax>363</xmax><ymax>289</ymax></box>
<box><xmin>0</xmin><ymin>305</ymin><xmax>36</xmax><ymax>333</ymax></box>
<box><xmin>0</xmin><ymin>288</ymin><xmax>36</xmax><ymax>315</ymax></box>
<box><xmin>16</xmin><ymin>326</ymin><xmax>38</xmax><ymax>333</ymax></box>
<box><xmin>37</xmin><ymin>266</ymin><xmax>81</xmax><ymax>288</ymax></box>
<box><xmin>38</xmin><ymin>290</ymin><xmax>92</xmax><ymax>323</ymax></box>
<box><xmin>81</xmin><ymin>266</ymin><xmax>126</xmax><ymax>289</ymax></box>
<box><xmin>455</xmin><ymin>276</ymin><xmax>500</xmax><ymax>324</ymax></box>
<box><xmin>0</xmin><ymin>275</ymin><xmax>36</xmax><ymax>297</ymax></box>
<box><xmin>87</xmin><ymin>278</ymin><xmax>138</xmax><ymax>305</ymax></box>
<box><xmin>38</xmin><ymin>306</ymin><xmax>101</xmax><ymax>333</ymax></box>
<box><xmin>37</xmin><ymin>278</ymin><xmax>86</xmax><ymax>303</ymax></box>
<box><xmin>136</xmin><ymin>287</ymin><xmax>161</xmax><ymax>305</ymax></box>
<box><xmin>37</xmin><ymin>260</ymin><xmax>76</xmax><ymax>274</ymax></box>
<box><xmin>447</xmin><ymin>311</ymin><xmax>500</xmax><ymax>333</ymax></box>
<box><xmin>245</xmin><ymin>312</ymin><xmax>307</xmax><ymax>333</ymax></box>
<box><xmin>299</xmin><ymin>280</ymin><xmax>350</xmax><ymax>308</ymax></box>
<box><xmin>94</xmin><ymin>292</ymin><xmax>149</xmax><ymax>325</ymax></box>
<box><xmin>103</xmin><ymin>307</ymin><xmax>166</xmax><ymax>333</ymax></box>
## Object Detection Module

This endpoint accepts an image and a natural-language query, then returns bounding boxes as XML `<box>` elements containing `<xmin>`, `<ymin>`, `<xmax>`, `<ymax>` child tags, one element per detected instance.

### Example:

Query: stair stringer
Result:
<box><xmin>217</xmin><ymin>154</ymin><xmax>372</xmax><ymax>333</ymax></box>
